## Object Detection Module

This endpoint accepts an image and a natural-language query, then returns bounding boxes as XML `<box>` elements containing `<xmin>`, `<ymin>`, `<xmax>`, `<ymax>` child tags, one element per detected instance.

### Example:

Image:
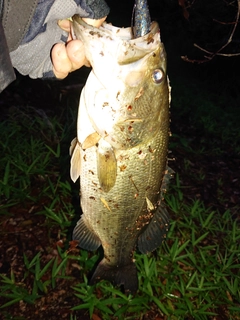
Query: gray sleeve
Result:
<box><xmin>9</xmin><ymin>0</ymin><xmax>110</xmax><ymax>79</ymax></box>
<box><xmin>0</xmin><ymin>21</ymin><xmax>16</xmax><ymax>92</ymax></box>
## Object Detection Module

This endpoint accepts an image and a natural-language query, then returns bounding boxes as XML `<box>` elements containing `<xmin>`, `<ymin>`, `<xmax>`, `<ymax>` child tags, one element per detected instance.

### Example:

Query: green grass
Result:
<box><xmin>0</xmin><ymin>90</ymin><xmax>239</xmax><ymax>319</ymax></box>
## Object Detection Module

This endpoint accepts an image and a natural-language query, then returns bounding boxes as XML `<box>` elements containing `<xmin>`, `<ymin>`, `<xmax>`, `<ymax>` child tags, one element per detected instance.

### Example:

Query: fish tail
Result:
<box><xmin>89</xmin><ymin>259</ymin><xmax>138</xmax><ymax>293</ymax></box>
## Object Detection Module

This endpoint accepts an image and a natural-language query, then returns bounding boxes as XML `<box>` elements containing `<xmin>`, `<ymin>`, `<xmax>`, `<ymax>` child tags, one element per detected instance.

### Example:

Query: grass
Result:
<box><xmin>0</xmin><ymin>81</ymin><xmax>240</xmax><ymax>319</ymax></box>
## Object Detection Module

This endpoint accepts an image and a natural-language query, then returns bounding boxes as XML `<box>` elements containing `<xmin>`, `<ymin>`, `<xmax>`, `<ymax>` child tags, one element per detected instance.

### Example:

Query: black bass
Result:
<box><xmin>70</xmin><ymin>0</ymin><xmax>171</xmax><ymax>293</ymax></box>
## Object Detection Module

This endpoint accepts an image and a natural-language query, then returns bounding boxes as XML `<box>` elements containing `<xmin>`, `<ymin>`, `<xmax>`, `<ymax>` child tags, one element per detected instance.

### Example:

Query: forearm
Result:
<box><xmin>0</xmin><ymin>21</ymin><xmax>15</xmax><ymax>92</ymax></box>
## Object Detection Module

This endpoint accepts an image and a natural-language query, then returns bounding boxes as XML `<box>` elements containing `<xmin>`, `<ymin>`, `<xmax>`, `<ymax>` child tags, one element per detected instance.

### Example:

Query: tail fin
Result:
<box><xmin>89</xmin><ymin>259</ymin><xmax>138</xmax><ymax>293</ymax></box>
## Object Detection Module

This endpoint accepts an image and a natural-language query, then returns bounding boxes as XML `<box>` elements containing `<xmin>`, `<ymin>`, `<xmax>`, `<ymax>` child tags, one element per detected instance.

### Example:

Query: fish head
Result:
<box><xmin>72</xmin><ymin>16</ymin><xmax>169</xmax><ymax>149</ymax></box>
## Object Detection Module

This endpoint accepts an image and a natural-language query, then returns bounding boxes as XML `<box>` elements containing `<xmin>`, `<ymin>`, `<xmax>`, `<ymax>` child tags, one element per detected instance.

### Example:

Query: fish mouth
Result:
<box><xmin>71</xmin><ymin>15</ymin><xmax>161</xmax><ymax>67</ymax></box>
<box><xmin>72</xmin><ymin>14</ymin><xmax>160</xmax><ymax>43</ymax></box>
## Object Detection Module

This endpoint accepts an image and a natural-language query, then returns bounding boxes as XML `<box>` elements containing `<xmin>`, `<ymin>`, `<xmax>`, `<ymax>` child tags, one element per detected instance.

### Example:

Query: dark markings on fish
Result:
<box><xmin>89</xmin><ymin>196</ymin><xmax>95</xmax><ymax>200</ymax></box>
<box><xmin>119</xmin><ymin>164</ymin><xmax>127</xmax><ymax>172</ymax></box>
<box><xmin>148</xmin><ymin>146</ymin><xmax>154</xmax><ymax>153</ymax></box>
<box><xmin>127</xmin><ymin>105</ymin><xmax>133</xmax><ymax>111</ymax></box>
<box><xmin>83</xmin><ymin>154</ymin><xmax>87</xmax><ymax>161</ymax></box>
<box><xmin>118</xmin><ymin>154</ymin><xmax>130</xmax><ymax>162</ymax></box>
<box><xmin>136</xmin><ymin>212</ymin><xmax>154</xmax><ymax>230</ymax></box>
<box><xmin>89</xmin><ymin>170</ymin><xmax>94</xmax><ymax>175</ymax></box>
<box><xmin>128</xmin><ymin>126</ymin><xmax>133</xmax><ymax>133</ymax></box>
<box><xmin>147</xmin><ymin>33</ymin><xmax>154</xmax><ymax>44</ymax></box>
<box><xmin>89</xmin><ymin>31</ymin><xmax>101</xmax><ymax>38</ymax></box>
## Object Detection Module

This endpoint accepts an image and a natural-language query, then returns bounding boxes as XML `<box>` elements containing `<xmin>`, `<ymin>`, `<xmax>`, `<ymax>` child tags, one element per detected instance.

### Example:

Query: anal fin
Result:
<box><xmin>73</xmin><ymin>217</ymin><xmax>101</xmax><ymax>251</ymax></box>
<box><xmin>137</xmin><ymin>203</ymin><xmax>170</xmax><ymax>254</ymax></box>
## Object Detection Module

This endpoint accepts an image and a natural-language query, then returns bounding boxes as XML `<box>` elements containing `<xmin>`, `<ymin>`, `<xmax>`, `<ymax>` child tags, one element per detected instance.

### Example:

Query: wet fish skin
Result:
<box><xmin>70</xmin><ymin>6</ymin><xmax>170</xmax><ymax>293</ymax></box>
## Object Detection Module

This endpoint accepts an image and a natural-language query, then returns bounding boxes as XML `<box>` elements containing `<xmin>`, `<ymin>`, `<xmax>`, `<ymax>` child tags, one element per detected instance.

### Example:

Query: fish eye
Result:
<box><xmin>152</xmin><ymin>69</ymin><xmax>164</xmax><ymax>84</ymax></box>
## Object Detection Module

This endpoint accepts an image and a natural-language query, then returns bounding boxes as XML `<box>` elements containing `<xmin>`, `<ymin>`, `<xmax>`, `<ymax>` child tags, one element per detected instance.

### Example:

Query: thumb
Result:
<box><xmin>58</xmin><ymin>19</ymin><xmax>71</xmax><ymax>32</ymax></box>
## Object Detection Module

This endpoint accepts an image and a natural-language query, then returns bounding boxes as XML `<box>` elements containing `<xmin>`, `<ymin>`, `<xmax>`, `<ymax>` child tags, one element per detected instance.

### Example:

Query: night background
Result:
<box><xmin>0</xmin><ymin>0</ymin><xmax>240</xmax><ymax>319</ymax></box>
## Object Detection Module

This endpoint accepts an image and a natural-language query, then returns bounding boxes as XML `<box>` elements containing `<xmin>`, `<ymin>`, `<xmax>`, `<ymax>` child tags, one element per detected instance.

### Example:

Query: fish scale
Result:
<box><xmin>70</xmin><ymin>0</ymin><xmax>171</xmax><ymax>293</ymax></box>
<box><xmin>78</xmin><ymin>129</ymin><xmax>167</xmax><ymax>258</ymax></box>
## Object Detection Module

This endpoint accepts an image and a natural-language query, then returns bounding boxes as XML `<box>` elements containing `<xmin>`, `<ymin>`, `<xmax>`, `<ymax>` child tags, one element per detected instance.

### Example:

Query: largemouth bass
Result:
<box><xmin>70</xmin><ymin>0</ymin><xmax>171</xmax><ymax>293</ymax></box>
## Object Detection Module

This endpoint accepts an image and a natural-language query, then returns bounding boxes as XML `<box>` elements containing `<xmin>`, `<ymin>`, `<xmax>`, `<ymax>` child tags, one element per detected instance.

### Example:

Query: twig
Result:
<box><xmin>183</xmin><ymin>0</ymin><xmax>240</xmax><ymax>63</ymax></box>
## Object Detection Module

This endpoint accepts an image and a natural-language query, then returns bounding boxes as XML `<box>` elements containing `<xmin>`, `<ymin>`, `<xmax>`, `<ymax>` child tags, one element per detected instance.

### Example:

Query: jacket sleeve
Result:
<box><xmin>0</xmin><ymin>21</ymin><xmax>16</xmax><ymax>92</ymax></box>
<box><xmin>9</xmin><ymin>0</ymin><xmax>110</xmax><ymax>79</ymax></box>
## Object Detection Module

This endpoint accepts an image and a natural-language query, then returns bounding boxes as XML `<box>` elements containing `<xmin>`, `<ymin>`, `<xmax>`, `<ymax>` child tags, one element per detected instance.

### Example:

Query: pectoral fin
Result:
<box><xmin>70</xmin><ymin>138</ymin><xmax>81</xmax><ymax>183</ymax></box>
<box><xmin>82</xmin><ymin>132</ymin><xmax>101</xmax><ymax>149</ymax></box>
<box><xmin>97</xmin><ymin>139</ymin><xmax>117</xmax><ymax>192</ymax></box>
<box><xmin>73</xmin><ymin>216</ymin><xmax>101</xmax><ymax>251</ymax></box>
<box><xmin>137</xmin><ymin>203</ymin><xmax>170</xmax><ymax>254</ymax></box>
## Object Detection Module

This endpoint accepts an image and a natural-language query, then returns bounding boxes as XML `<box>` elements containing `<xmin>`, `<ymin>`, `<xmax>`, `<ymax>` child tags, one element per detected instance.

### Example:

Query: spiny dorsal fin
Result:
<box><xmin>137</xmin><ymin>203</ymin><xmax>170</xmax><ymax>254</ymax></box>
<box><xmin>97</xmin><ymin>139</ymin><xmax>117</xmax><ymax>192</ymax></box>
<box><xmin>73</xmin><ymin>216</ymin><xmax>101</xmax><ymax>251</ymax></box>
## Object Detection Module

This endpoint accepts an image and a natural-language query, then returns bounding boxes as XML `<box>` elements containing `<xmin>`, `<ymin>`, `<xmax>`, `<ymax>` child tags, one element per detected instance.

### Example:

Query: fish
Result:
<box><xmin>70</xmin><ymin>0</ymin><xmax>171</xmax><ymax>293</ymax></box>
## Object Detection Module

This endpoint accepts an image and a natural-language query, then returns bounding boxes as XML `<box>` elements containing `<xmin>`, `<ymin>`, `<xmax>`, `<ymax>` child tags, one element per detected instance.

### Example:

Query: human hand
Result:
<box><xmin>52</xmin><ymin>17</ymin><xmax>106</xmax><ymax>79</ymax></box>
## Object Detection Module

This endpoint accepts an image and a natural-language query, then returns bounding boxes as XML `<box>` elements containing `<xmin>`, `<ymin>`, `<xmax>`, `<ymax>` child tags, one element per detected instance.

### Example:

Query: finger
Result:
<box><xmin>58</xmin><ymin>19</ymin><xmax>71</xmax><ymax>32</ymax></box>
<box><xmin>82</xmin><ymin>16</ymin><xmax>107</xmax><ymax>28</ymax></box>
<box><xmin>51</xmin><ymin>43</ymin><xmax>72</xmax><ymax>79</ymax></box>
<box><xmin>66</xmin><ymin>40</ymin><xmax>90</xmax><ymax>69</ymax></box>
